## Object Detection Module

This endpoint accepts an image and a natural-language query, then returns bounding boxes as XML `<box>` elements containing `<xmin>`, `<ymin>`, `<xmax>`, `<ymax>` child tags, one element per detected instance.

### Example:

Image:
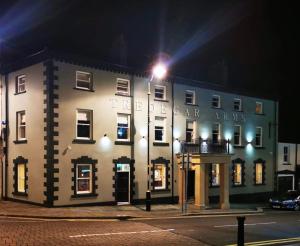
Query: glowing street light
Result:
<box><xmin>152</xmin><ymin>63</ymin><xmax>167</xmax><ymax>80</ymax></box>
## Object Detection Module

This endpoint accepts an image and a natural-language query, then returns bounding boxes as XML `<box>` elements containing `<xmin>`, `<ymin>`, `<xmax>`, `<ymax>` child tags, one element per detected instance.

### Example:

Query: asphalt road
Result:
<box><xmin>0</xmin><ymin>210</ymin><xmax>300</xmax><ymax>245</ymax></box>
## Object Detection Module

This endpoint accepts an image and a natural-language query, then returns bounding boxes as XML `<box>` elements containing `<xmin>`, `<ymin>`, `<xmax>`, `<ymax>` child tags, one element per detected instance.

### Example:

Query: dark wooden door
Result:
<box><xmin>187</xmin><ymin>170</ymin><xmax>195</xmax><ymax>199</ymax></box>
<box><xmin>116</xmin><ymin>172</ymin><xmax>129</xmax><ymax>202</ymax></box>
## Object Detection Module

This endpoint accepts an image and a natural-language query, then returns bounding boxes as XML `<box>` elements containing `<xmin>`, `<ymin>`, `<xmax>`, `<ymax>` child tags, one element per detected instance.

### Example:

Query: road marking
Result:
<box><xmin>69</xmin><ymin>229</ymin><xmax>175</xmax><ymax>238</ymax></box>
<box><xmin>226</xmin><ymin>236</ymin><xmax>300</xmax><ymax>246</ymax></box>
<box><xmin>214</xmin><ymin>222</ymin><xmax>276</xmax><ymax>228</ymax></box>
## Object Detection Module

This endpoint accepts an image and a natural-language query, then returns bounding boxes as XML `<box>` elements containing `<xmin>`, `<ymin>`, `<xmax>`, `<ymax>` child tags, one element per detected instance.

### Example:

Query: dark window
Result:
<box><xmin>234</xmin><ymin>125</ymin><xmax>241</xmax><ymax>145</ymax></box>
<box><xmin>154</xmin><ymin>86</ymin><xmax>165</xmax><ymax>100</ymax></box>
<box><xmin>255</xmin><ymin>127</ymin><xmax>262</xmax><ymax>147</ymax></box>
<box><xmin>233</xmin><ymin>98</ymin><xmax>242</xmax><ymax>111</ymax></box>
<box><xmin>116</xmin><ymin>78</ymin><xmax>130</xmax><ymax>95</ymax></box>
<box><xmin>155</xmin><ymin>117</ymin><xmax>165</xmax><ymax>142</ymax></box>
<box><xmin>117</xmin><ymin>114</ymin><xmax>130</xmax><ymax>140</ymax></box>
<box><xmin>16</xmin><ymin>75</ymin><xmax>26</xmax><ymax>93</ymax></box>
<box><xmin>76</xmin><ymin>71</ymin><xmax>92</xmax><ymax>90</ymax></box>
<box><xmin>185</xmin><ymin>90</ymin><xmax>195</xmax><ymax>104</ymax></box>
<box><xmin>283</xmin><ymin>146</ymin><xmax>289</xmax><ymax>163</ymax></box>
<box><xmin>186</xmin><ymin>121</ymin><xmax>195</xmax><ymax>143</ymax></box>
<box><xmin>212</xmin><ymin>95</ymin><xmax>220</xmax><ymax>108</ymax></box>
<box><xmin>76</xmin><ymin>110</ymin><xmax>92</xmax><ymax>139</ymax></box>
<box><xmin>212</xmin><ymin>123</ymin><xmax>220</xmax><ymax>144</ymax></box>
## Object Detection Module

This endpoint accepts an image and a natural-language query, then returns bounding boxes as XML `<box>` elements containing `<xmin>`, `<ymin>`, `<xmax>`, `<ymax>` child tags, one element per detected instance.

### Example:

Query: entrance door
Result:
<box><xmin>278</xmin><ymin>175</ymin><xmax>294</xmax><ymax>194</ymax></box>
<box><xmin>116</xmin><ymin>163</ymin><xmax>130</xmax><ymax>203</ymax></box>
<box><xmin>187</xmin><ymin>170</ymin><xmax>195</xmax><ymax>199</ymax></box>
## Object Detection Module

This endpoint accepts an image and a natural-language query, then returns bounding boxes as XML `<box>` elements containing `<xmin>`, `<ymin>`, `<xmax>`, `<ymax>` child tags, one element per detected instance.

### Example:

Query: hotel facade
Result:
<box><xmin>0</xmin><ymin>51</ymin><xmax>278</xmax><ymax>207</ymax></box>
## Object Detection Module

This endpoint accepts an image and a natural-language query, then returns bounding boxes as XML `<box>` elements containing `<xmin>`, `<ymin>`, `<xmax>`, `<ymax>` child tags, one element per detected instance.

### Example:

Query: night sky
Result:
<box><xmin>0</xmin><ymin>0</ymin><xmax>298</xmax><ymax>142</ymax></box>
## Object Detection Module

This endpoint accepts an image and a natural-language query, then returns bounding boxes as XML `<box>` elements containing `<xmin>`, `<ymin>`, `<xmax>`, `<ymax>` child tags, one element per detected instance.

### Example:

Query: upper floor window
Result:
<box><xmin>76</xmin><ymin>71</ymin><xmax>92</xmax><ymax>90</ymax></box>
<box><xmin>211</xmin><ymin>163</ymin><xmax>220</xmax><ymax>186</ymax></box>
<box><xmin>154</xmin><ymin>85</ymin><xmax>166</xmax><ymax>100</ymax></box>
<box><xmin>283</xmin><ymin>146</ymin><xmax>289</xmax><ymax>163</ymax></box>
<box><xmin>212</xmin><ymin>123</ymin><xmax>221</xmax><ymax>144</ymax></box>
<box><xmin>233</xmin><ymin>98</ymin><xmax>242</xmax><ymax>111</ymax></box>
<box><xmin>255</xmin><ymin>101</ymin><xmax>263</xmax><ymax>114</ymax></box>
<box><xmin>116</xmin><ymin>78</ymin><xmax>130</xmax><ymax>95</ymax></box>
<box><xmin>233</xmin><ymin>125</ymin><xmax>241</xmax><ymax>146</ymax></box>
<box><xmin>185</xmin><ymin>90</ymin><xmax>195</xmax><ymax>105</ymax></box>
<box><xmin>16</xmin><ymin>75</ymin><xmax>26</xmax><ymax>94</ymax></box>
<box><xmin>255</xmin><ymin>127</ymin><xmax>263</xmax><ymax>147</ymax></box>
<box><xmin>154</xmin><ymin>116</ymin><xmax>166</xmax><ymax>142</ymax></box>
<box><xmin>17</xmin><ymin>111</ymin><xmax>26</xmax><ymax>140</ymax></box>
<box><xmin>117</xmin><ymin>114</ymin><xmax>130</xmax><ymax>141</ymax></box>
<box><xmin>186</xmin><ymin>120</ymin><xmax>195</xmax><ymax>143</ymax></box>
<box><xmin>76</xmin><ymin>110</ymin><xmax>92</xmax><ymax>140</ymax></box>
<box><xmin>212</xmin><ymin>95</ymin><xmax>221</xmax><ymax>108</ymax></box>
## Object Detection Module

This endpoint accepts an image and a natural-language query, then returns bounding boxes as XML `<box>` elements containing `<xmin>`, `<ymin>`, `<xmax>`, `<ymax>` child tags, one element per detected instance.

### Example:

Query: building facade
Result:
<box><xmin>0</xmin><ymin>51</ymin><xmax>278</xmax><ymax>206</ymax></box>
<box><xmin>277</xmin><ymin>142</ymin><xmax>300</xmax><ymax>193</ymax></box>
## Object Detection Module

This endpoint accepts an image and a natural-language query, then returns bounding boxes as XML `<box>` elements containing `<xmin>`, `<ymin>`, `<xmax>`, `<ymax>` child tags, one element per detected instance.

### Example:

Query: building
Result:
<box><xmin>276</xmin><ymin>142</ymin><xmax>300</xmax><ymax>193</ymax></box>
<box><xmin>0</xmin><ymin>51</ymin><xmax>278</xmax><ymax>207</ymax></box>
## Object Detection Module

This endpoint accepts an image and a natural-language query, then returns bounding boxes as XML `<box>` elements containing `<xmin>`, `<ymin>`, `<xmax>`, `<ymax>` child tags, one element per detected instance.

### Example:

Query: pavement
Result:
<box><xmin>0</xmin><ymin>200</ymin><xmax>267</xmax><ymax>220</ymax></box>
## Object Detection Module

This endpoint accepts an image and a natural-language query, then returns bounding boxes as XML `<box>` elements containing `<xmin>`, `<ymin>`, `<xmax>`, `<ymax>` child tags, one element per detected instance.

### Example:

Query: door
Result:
<box><xmin>278</xmin><ymin>175</ymin><xmax>294</xmax><ymax>194</ymax></box>
<box><xmin>187</xmin><ymin>170</ymin><xmax>195</xmax><ymax>199</ymax></box>
<box><xmin>116</xmin><ymin>163</ymin><xmax>130</xmax><ymax>203</ymax></box>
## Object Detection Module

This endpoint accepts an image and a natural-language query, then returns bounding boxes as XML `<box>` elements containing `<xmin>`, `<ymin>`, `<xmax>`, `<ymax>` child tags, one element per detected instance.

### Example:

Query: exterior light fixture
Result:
<box><xmin>152</xmin><ymin>63</ymin><xmax>167</xmax><ymax>80</ymax></box>
<box><xmin>104</xmin><ymin>134</ymin><xmax>107</xmax><ymax>137</ymax></box>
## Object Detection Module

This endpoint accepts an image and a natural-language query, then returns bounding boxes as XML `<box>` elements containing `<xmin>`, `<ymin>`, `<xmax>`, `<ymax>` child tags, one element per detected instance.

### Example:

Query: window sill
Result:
<box><xmin>72</xmin><ymin>139</ymin><xmax>96</xmax><ymax>144</ymax></box>
<box><xmin>151</xmin><ymin>188</ymin><xmax>170</xmax><ymax>192</ymax></box>
<box><xmin>255</xmin><ymin>113</ymin><xmax>265</xmax><ymax>116</ymax></box>
<box><xmin>12</xmin><ymin>191</ymin><xmax>28</xmax><ymax>197</ymax></box>
<box><xmin>14</xmin><ymin>91</ymin><xmax>27</xmax><ymax>95</ymax></box>
<box><xmin>71</xmin><ymin>193</ymin><xmax>98</xmax><ymax>198</ymax></box>
<box><xmin>185</xmin><ymin>103</ymin><xmax>198</xmax><ymax>107</ymax></box>
<box><xmin>254</xmin><ymin>146</ymin><xmax>265</xmax><ymax>149</ymax></box>
<box><xmin>115</xmin><ymin>93</ymin><xmax>132</xmax><ymax>97</ymax></box>
<box><xmin>282</xmin><ymin>163</ymin><xmax>292</xmax><ymax>165</ymax></box>
<box><xmin>115</xmin><ymin>140</ymin><xmax>134</xmax><ymax>145</ymax></box>
<box><xmin>233</xmin><ymin>145</ymin><xmax>245</xmax><ymax>149</ymax></box>
<box><xmin>73</xmin><ymin>87</ymin><xmax>95</xmax><ymax>92</ymax></box>
<box><xmin>154</xmin><ymin>99</ymin><xmax>169</xmax><ymax>102</ymax></box>
<box><xmin>13</xmin><ymin>140</ymin><xmax>27</xmax><ymax>144</ymax></box>
<box><xmin>153</xmin><ymin>142</ymin><xmax>169</xmax><ymax>146</ymax></box>
<box><xmin>211</xmin><ymin>106</ymin><xmax>223</xmax><ymax>110</ymax></box>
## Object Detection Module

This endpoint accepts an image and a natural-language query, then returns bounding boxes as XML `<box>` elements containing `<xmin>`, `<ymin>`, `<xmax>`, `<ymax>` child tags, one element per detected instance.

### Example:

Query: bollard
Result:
<box><xmin>237</xmin><ymin>216</ymin><xmax>246</xmax><ymax>246</ymax></box>
<box><xmin>146</xmin><ymin>190</ymin><xmax>151</xmax><ymax>211</ymax></box>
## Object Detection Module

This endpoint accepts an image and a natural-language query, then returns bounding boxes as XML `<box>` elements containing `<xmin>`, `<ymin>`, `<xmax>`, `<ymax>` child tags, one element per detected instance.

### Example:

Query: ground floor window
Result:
<box><xmin>17</xmin><ymin>164</ymin><xmax>26</xmax><ymax>193</ymax></box>
<box><xmin>211</xmin><ymin>163</ymin><xmax>220</xmax><ymax>186</ymax></box>
<box><xmin>154</xmin><ymin>164</ymin><xmax>166</xmax><ymax>190</ymax></box>
<box><xmin>76</xmin><ymin>164</ymin><xmax>92</xmax><ymax>194</ymax></box>
<box><xmin>254</xmin><ymin>159</ymin><xmax>266</xmax><ymax>185</ymax></box>
<box><xmin>232</xmin><ymin>158</ymin><xmax>245</xmax><ymax>186</ymax></box>
<box><xmin>13</xmin><ymin>156</ymin><xmax>28</xmax><ymax>196</ymax></box>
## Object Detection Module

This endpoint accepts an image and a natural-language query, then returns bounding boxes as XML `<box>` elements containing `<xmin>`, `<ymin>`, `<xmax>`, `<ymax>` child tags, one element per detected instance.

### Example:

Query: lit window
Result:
<box><xmin>76</xmin><ymin>110</ymin><xmax>92</xmax><ymax>139</ymax></box>
<box><xmin>116</xmin><ymin>78</ymin><xmax>130</xmax><ymax>95</ymax></box>
<box><xmin>17</xmin><ymin>111</ymin><xmax>26</xmax><ymax>140</ymax></box>
<box><xmin>154</xmin><ymin>85</ymin><xmax>166</xmax><ymax>100</ymax></box>
<box><xmin>255</xmin><ymin>127</ymin><xmax>262</xmax><ymax>147</ymax></box>
<box><xmin>17</xmin><ymin>163</ymin><xmax>26</xmax><ymax>193</ymax></box>
<box><xmin>212</xmin><ymin>95</ymin><xmax>221</xmax><ymax>108</ymax></box>
<box><xmin>76</xmin><ymin>164</ymin><xmax>92</xmax><ymax>194</ymax></box>
<box><xmin>211</xmin><ymin>164</ymin><xmax>220</xmax><ymax>186</ymax></box>
<box><xmin>155</xmin><ymin>116</ymin><xmax>166</xmax><ymax>142</ymax></box>
<box><xmin>185</xmin><ymin>90</ymin><xmax>195</xmax><ymax>105</ymax></box>
<box><xmin>186</xmin><ymin>120</ymin><xmax>195</xmax><ymax>143</ymax></box>
<box><xmin>255</xmin><ymin>163</ymin><xmax>263</xmax><ymax>184</ymax></box>
<box><xmin>233</xmin><ymin>125</ymin><xmax>241</xmax><ymax>146</ymax></box>
<box><xmin>117</xmin><ymin>114</ymin><xmax>130</xmax><ymax>141</ymax></box>
<box><xmin>16</xmin><ymin>75</ymin><xmax>26</xmax><ymax>93</ymax></box>
<box><xmin>212</xmin><ymin>123</ymin><xmax>221</xmax><ymax>144</ymax></box>
<box><xmin>234</xmin><ymin>163</ymin><xmax>242</xmax><ymax>186</ymax></box>
<box><xmin>255</xmin><ymin>102</ymin><xmax>263</xmax><ymax>114</ymax></box>
<box><xmin>154</xmin><ymin>164</ymin><xmax>166</xmax><ymax>190</ymax></box>
<box><xmin>233</xmin><ymin>98</ymin><xmax>242</xmax><ymax>111</ymax></box>
<box><xmin>283</xmin><ymin>146</ymin><xmax>289</xmax><ymax>163</ymax></box>
<box><xmin>76</xmin><ymin>71</ymin><xmax>92</xmax><ymax>90</ymax></box>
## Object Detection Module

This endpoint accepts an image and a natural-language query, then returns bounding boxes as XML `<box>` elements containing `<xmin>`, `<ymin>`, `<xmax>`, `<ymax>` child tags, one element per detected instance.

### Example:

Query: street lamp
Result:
<box><xmin>146</xmin><ymin>62</ymin><xmax>167</xmax><ymax>210</ymax></box>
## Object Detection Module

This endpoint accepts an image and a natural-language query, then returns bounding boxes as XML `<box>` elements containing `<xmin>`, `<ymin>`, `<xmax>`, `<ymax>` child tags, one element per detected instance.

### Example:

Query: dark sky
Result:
<box><xmin>0</xmin><ymin>0</ymin><xmax>299</xmax><ymax>142</ymax></box>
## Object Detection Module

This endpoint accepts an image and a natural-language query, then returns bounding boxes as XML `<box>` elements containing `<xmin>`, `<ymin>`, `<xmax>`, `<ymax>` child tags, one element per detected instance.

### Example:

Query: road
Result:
<box><xmin>0</xmin><ymin>210</ymin><xmax>300</xmax><ymax>245</ymax></box>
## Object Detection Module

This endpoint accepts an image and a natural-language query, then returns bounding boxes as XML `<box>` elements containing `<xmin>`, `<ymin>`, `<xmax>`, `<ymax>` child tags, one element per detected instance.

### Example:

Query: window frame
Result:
<box><xmin>16</xmin><ymin>75</ymin><xmax>26</xmax><ymax>94</ymax></box>
<box><xmin>233</xmin><ymin>98</ymin><xmax>242</xmax><ymax>111</ymax></box>
<box><xmin>212</xmin><ymin>123</ymin><xmax>221</xmax><ymax>144</ymax></box>
<box><xmin>16</xmin><ymin>111</ymin><xmax>26</xmax><ymax>141</ymax></box>
<box><xmin>116</xmin><ymin>78</ymin><xmax>130</xmax><ymax>96</ymax></box>
<box><xmin>76</xmin><ymin>109</ymin><xmax>93</xmax><ymax>140</ymax></box>
<box><xmin>283</xmin><ymin>146</ymin><xmax>289</xmax><ymax>163</ymax></box>
<box><xmin>212</xmin><ymin>95</ymin><xmax>221</xmax><ymax>108</ymax></box>
<box><xmin>154</xmin><ymin>116</ymin><xmax>166</xmax><ymax>142</ymax></box>
<box><xmin>211</xmin><ymin>163</ymin><xmax>220</xmax><ymax>187</ymax></box>
<box><xmin>255</xmin><ymin>126</ymin><xmax>263</xmax><ymax>147</ymax></box>
<box><xmin>153</xmin><ymin>163</ymin><xmax>167</xmax><ymax>190</ymax></box>
<box><xmin>117</xmin><ymin>113</ymin><xmax>131</xmax><ymax>141</ymax></box>
<box><xmin>233</xmin><ymin>125</ymin><xmax>242</xmax><ymax>146</ymax></box>
<box><xmin>154</xmin><ymin>85</ymin><xmax>166</xmax><ymax>100</ymax></box>
<box><xmin>76</xmin><ymin>164</ymin><xmax>92</xmax><ymax>194</ymax></box>
<box><xmin>186</xmin><ymin>120</ymin><xmax>196</xmax><ymax>143</ymax></box>
<box><xmin>254</xmin><ymin>159</ymin><xmax>266</xmax><ymax>185</ymax></box>
<box><xmin>75</xmin><ymin>71</ymin><xmax>93</xmax><ymax>91</ymax></box>
<box><xmin>13</xmin><ymin>156</ymin><xmax>28</xmax><ymax>196</ymax></box>
<box><xmin>151</xmin><ymin>157</ymin><xmax>170</xmax><ymax>192</ymax></box>
<box><xmin>255</xmin><ymin>101</ymin><xmax>263</xmax><ymax>114</ymax></box>
<box><xmin>185</xmin><ymin>90</ymin><xmax>196</xmax><ymax>105</ymax></box>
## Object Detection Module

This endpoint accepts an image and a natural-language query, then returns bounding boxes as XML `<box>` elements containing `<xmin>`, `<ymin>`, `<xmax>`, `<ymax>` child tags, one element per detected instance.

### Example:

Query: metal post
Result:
<box><xmin>185</xmin><ymin>153</ymin><xmax>190</xmax><ymax>213</ymax></box>
<box><xmin>237</xmin><ymin>216</ymin><xmax>245</xmax><ymax>246</ymax></box>
<box><xmin>227</xmin><ymin>138</ymin><xmax>230</xmax><ymax>154</ymax></box>
<box><xmin>147</xmin><ymin>81</ymin><xmax>150</xmax><ymax>190</ymax></box>
<box><xmin>181</xmin><ymin>154</ymin><xmax>184</xmax><ymax>213</ymax></box>
<box><xmin>146</xmin><ymin>190</ymin><xmax>151</xmax><ymax>211</ymax></box>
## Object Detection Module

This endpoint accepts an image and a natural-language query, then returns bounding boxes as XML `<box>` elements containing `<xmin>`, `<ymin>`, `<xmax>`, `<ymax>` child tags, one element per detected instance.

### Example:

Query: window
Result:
<box><xmin>233</xmin><ymin>125</ymin><xmax>241</xmax><ymax>146</ymax></box>
<box><xmin>211</xmin><ymin>164</ymin><xmax>220</xmax><ymax>186</ymax></box>
<box><xmin>185</xmin><ymin>90</ymin><xmax>195</xmax><ymax>105</ymax></box>
<box><xmin>154</xmin><ymin>85</ymin><xmax>166</xmax><ymax>100</ymax></box>
<box><xmin>76</xmin><ymin>110</ymin><xmax>92</xmax><ymax>139</ymax></box>
<box><xmin>154</xmin><ymin>117</ymin><xmax>166</xmax><ymax>142</ymax></box>
<box><xmin>212</xmin><ymin>95</ymin><xmax>221</xmax><ymax>108</ymax></box>
<box><xmin>186</xmin><ymin>120</ymin><xmax>195</xmax><ymax>143</ymax></box>
<box><xmin>16</xmin><ymin>75</ymin><xmax>26</xmax><ymax>93</ymax></box>
<box><xmin>255</xmin><ymin>163</ymin><xmax>263</xmax><ymax>184</ymax></box>
<box><xmin>233</xmin><ymin>163</ymin><xmax>242</xmax><ymax>186</ymax></box>
<box><xmin>233</xmin><ymin>98</ymin><xmax>242</xmax><ymax>111</ymax></box>
<box><xmin>17</xmin><ymin>163</ymin><xmax>26</xmax><ymax>193</ymax></box>
<box><xmin>212</xmin><ymin>123</ymin><xmax>221</xmax><ymax>144</ymax></box>
<box><xmin>154</xmin><ymin>164</ymin><xmax>166</xmax><ymax>190</ymax></box>
<box><xmin>116</xmin><ymin>78</ymin><xmax>130</xmax><ymax>95</ymax></box>
<box><xmin>255</xmin><ymin>102</ymin><xmax>263</xmax><ymax>114</ymax></box>
<box><xmin>117</xmin><ymin>114</ymin><xmax>130</xmax><ymax>141</ymax></box>
<box><xmin>255</xmin><ymin>127</ymin><xmax>262</xmax><ymax>147</ymax></box>
<box><xmin>76</xmin><ymin>164</ymin><xmax>92</xmax><ymax>194</ymax></box>
<box><xmin>17</xmin><ymin>111</ymin><xmax>26</xmax><ymax>140</ymax></box>
<box><xmin>283</xmin><ymin>146</ymin><xmax>289</xmax><ymax>163</ymax></box>
<box><xmin>76</xmin><ymin>71</ymin><xmax>92</xmax><ymax>90</ymax></box>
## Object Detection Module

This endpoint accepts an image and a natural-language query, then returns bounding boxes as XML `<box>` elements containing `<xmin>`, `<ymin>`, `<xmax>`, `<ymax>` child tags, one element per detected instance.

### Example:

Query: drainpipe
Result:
<box><xmin>4</xmin><ymin>73</ymin><xmax>8</xmax><ymax>199</ymax></box>
<box><xmin>130</xmin><ymin>74</ymin><xmax>135</xmax><ymax>203</ymax></box>
<box><xmin>171</xmin><ymin>79</ymin><xmax>174</xmax><ymax>203</ymax></box>
<box><xmin>273</xmin><ymin>101</ymin><xmax>278</xmax><ymax>193</ymax></box>
<box><xmin>295</xmin><ymin>143</ymin><xmax>298</xmax><ymax>190</ymax></box>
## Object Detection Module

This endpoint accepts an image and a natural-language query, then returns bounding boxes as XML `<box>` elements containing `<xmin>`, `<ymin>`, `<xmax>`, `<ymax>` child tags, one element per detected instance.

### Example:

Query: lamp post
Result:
<box><xmin>146</xmin><ymin>63</ymin><xmax>167</xmax><ymax>211</ymax></box>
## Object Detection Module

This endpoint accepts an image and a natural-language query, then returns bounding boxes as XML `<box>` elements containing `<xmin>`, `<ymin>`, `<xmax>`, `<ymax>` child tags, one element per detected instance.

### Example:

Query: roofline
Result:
<box><xmin>0</xmin><ymin>49</ymin><xmax>277</xmax><ymax>101</ymax></box>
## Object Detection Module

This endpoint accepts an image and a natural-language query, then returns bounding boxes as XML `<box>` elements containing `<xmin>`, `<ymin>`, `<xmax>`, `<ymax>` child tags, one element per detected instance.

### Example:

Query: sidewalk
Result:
<box><xmin>0</xmin><ymin>201</ymin><xmax>265</xmax><ymax>220</ymax></box>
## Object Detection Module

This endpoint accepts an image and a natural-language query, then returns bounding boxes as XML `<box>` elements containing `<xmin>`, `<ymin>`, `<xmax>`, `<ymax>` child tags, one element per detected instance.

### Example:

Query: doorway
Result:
<box><xmin>187</xmin><ymin>170</ymin><xmax>195</xmax><ymax>200</ymax></box>
<box><xmin>116</xmin><ymin>163</ymin><xmax>130</xmax><ymax>204</ymax></box>
<box><xmin>277</xmin><ymin>175</ymin><xmax>294</xmax><ymax>194</ymax></box>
